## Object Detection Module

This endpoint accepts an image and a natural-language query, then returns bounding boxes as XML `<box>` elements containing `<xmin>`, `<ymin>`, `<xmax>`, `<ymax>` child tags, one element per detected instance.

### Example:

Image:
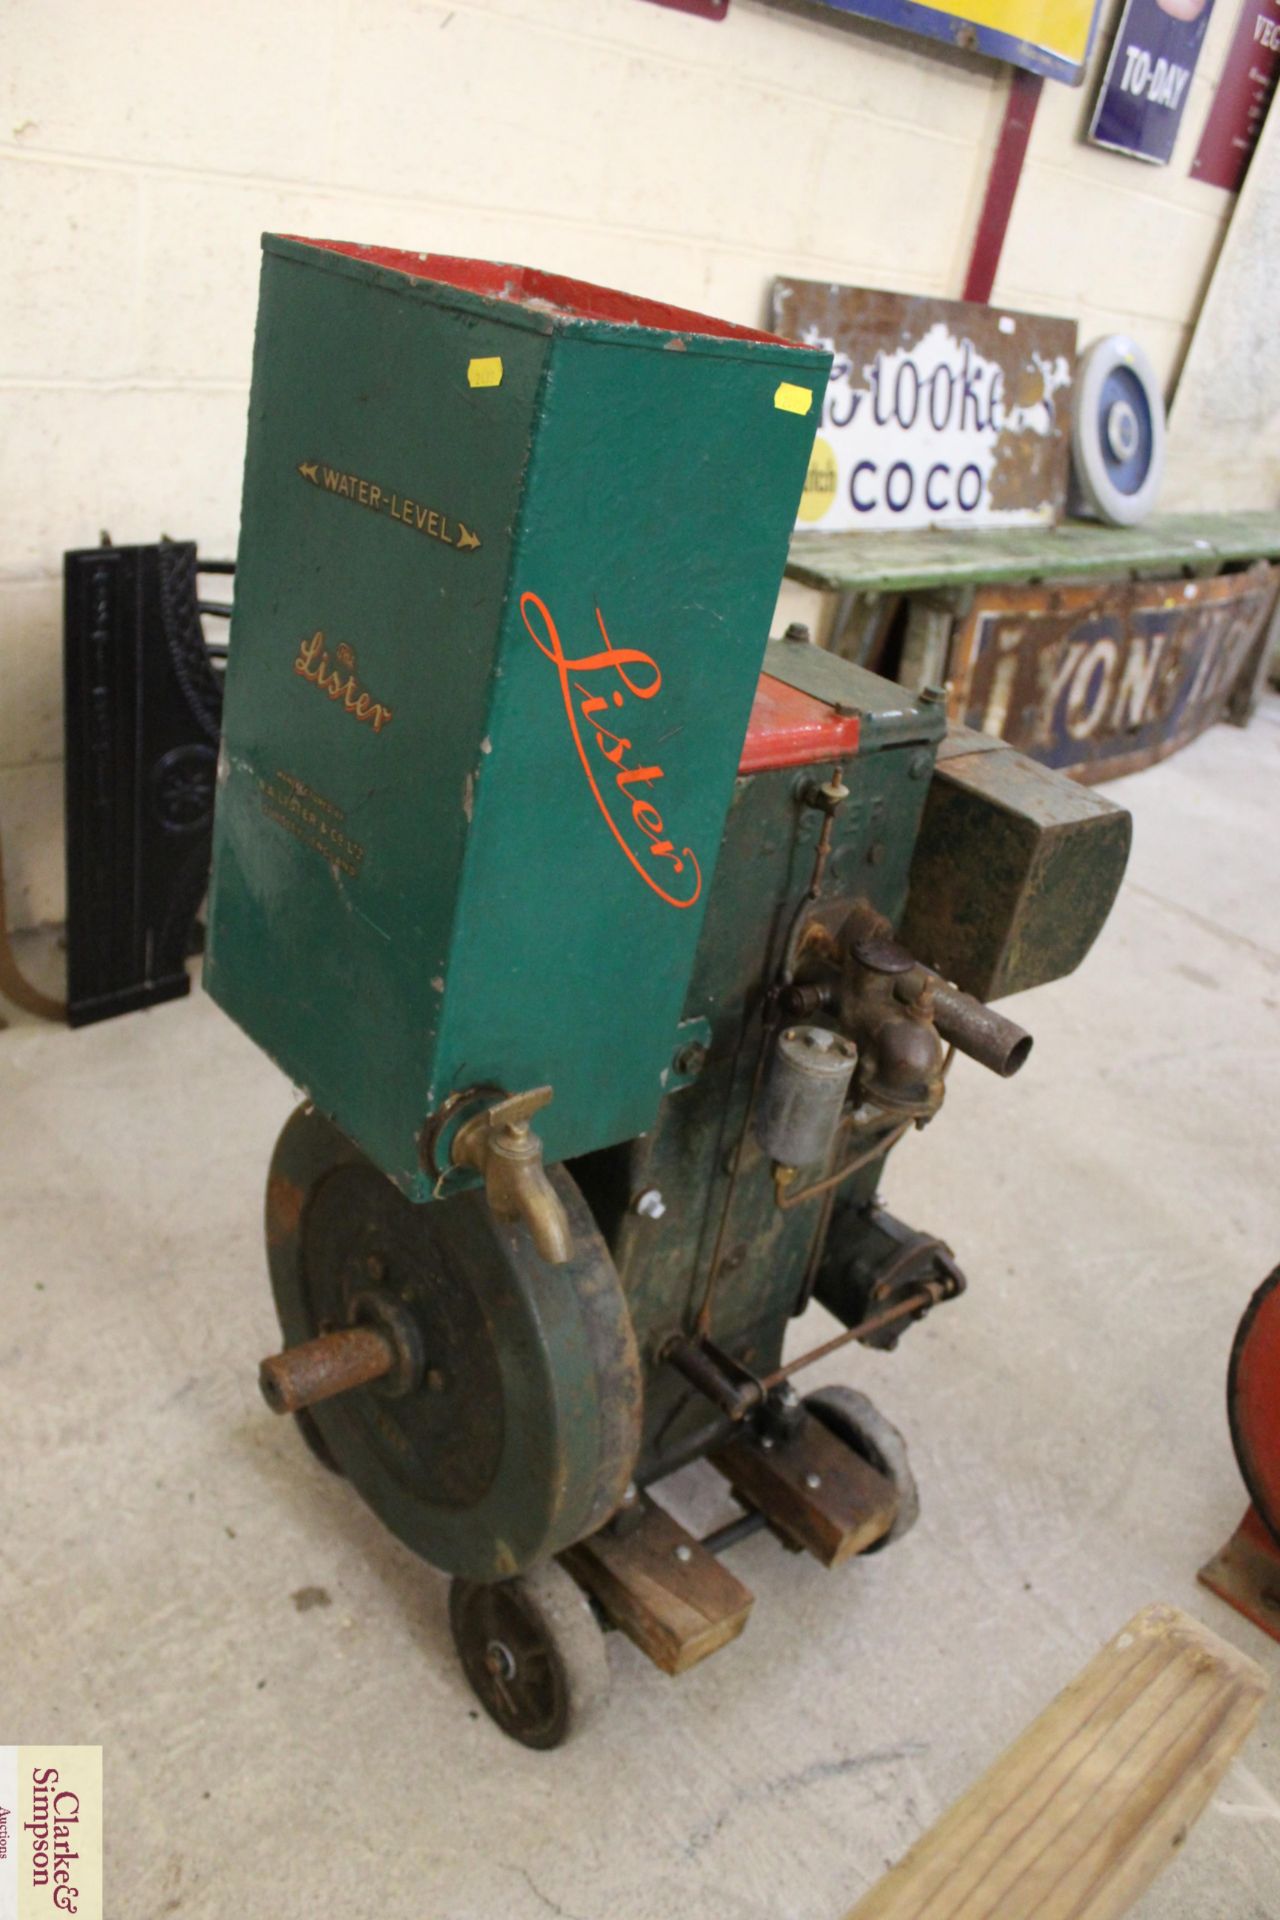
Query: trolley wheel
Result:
<box><xmin>293</xmin><ymin>1406</ymin><xmax>343</xmax><ymax>1476</ymax></box>
<box><xmin>449</xmin><ymin>1562</ymin><xmax>610</xmax><ymax>1750</ymax></box>
<box><xmin>805</xmin><ymin>1386</ymin><xmax>919</xmax><ymax>1551</ymax></box>
<box><xmin>1069</xmin><ymin>334</ymin><xmax>1166</xmax><ymax>527</ymax></box>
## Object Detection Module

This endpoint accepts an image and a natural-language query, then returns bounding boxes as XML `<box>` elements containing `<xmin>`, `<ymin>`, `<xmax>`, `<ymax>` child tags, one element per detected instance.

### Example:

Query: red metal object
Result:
<box><xmin>1228</xmin><ymin>1265</ymin><xmax>1280</xmax><ymax>1542</ymax></box>
<box><xmin>1191</xmin><ymin>0</ymin><xmax>1280</xmax><ymax>193</ymax></box>
<box><xmin>739</xmin><ymin>674</ymin><xmax>861</xmax><ymax>774</ymax></box>
<box><xmin>283</xmin><ymin>239</ymin><xmax>772</xmax><ymax>341</ymax></box>
<box><xmin>1200</xmin><ymin>1506</ymin><xmax>1280</xmax><ymax>1641</ymax></box>
<box><xmin>962</xmin><ymin>69</ymin><xmax>1043</xmax><ymax>304</ymax></box>
<box><xmin>637</xmin><ymin>0</ymin><xmax>729</xmax><ymax>16</ymax></box>
<box><xmin>1199</xmin><ymin>1266</ymin><xmax>1280</xmax><ymax>1642</ymax></box>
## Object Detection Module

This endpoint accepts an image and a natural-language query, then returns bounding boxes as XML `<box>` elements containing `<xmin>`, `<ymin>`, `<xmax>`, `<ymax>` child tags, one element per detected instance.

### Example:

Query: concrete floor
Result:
<box><xmin>4</xmin><ymin>702</ymin><xmax>1280</xmax><ymax>1920</ymax></box>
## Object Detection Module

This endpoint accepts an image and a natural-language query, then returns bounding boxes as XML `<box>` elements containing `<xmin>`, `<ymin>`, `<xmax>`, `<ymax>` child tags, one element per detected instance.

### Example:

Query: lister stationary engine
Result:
<box><xmin>207</xmin><ymin>239</ymin><xmax>1130</xmax><ymax>1747</ymax></box>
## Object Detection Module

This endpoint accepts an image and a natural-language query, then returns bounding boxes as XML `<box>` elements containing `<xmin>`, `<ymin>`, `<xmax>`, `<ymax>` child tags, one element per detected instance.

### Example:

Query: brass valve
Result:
<box><xmin>451</xmin><ymin>1086</ymin><xmax>572</xmax><ymax>1266</ymax></box>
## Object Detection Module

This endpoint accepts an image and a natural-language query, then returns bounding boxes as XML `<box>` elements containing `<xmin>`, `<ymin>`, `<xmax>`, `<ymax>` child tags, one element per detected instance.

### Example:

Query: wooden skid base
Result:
<box><xmin>562</xmin><ymin>1495</ymin><xmax>754</xmax><ymax>1676</ymax></box>
<box><xmin>1199</xmin><ymin>1505</ymin><xmax>1280</xmax><ymax>1644</ymax></box>
<box><xmin>711</xmin><ymin>1408</ymin><xmax>897</xmax><ymax>1567</ymax></box>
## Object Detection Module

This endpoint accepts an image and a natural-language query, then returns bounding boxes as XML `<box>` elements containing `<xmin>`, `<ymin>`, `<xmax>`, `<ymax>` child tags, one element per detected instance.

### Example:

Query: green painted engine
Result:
<box><xmin>207</xmin><ymin>239</ymin><xmax>1130</xmax><ymax>1745</ymax></box>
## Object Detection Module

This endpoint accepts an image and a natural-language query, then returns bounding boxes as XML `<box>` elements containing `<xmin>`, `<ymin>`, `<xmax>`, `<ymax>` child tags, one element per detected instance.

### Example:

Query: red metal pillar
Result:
<box><xmin>963</xmin><ymin>68</ymin><xmax>1044</xmax><ymax>305</ymax></box>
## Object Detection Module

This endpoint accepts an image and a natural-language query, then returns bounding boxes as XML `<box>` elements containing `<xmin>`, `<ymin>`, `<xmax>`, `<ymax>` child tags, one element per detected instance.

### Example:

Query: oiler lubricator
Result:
<box><xmin>206</xmin><ymin>238</ymin><xmax>1131</xmax><ymax>1747</ymax></box>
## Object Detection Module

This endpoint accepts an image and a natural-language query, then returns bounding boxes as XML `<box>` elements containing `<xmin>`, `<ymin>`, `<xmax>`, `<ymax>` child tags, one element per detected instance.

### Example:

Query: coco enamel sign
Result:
<box><xmin>771</xmin><ymin>281</ymin><xmax>1076</xmax><ymax>534</ymax></box>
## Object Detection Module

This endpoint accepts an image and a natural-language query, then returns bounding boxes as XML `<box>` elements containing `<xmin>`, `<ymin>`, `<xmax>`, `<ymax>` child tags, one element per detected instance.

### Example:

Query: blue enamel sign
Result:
<box><xmin>1088</xmin><ymin>0</ymin><xmax>1215</xmax><ymax>163</ymax></box>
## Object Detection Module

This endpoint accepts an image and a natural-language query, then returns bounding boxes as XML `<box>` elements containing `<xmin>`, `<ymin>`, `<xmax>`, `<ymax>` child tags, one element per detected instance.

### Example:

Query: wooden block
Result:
<box><xmin>846</xmin><ymin>1603</ymin><xmax>1268</xmax><ymax>1920</ymax></box>
<box><xmin>562</xmin><ymin>1496</ymin><xmax>754</xmax><ymax>1677</ymax></box>
<box><xmin>710</xmin><ymin>1411</ymin><xmax>897</xmax><ymax>1568</ymax></box>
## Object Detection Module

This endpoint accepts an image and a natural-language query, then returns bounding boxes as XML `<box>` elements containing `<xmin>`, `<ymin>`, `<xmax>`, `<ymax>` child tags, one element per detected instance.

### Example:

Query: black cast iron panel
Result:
<box><xmin>63</xmin><ymin>541</ymin><xmax>225</xmax><ymax>1026</ymax></box>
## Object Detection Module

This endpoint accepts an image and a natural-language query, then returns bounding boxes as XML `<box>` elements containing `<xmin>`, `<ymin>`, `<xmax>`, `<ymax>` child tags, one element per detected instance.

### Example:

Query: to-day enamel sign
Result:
<box><xmin>771</xmin><ymin>282</ymin><xmax>1076</xmax><ymax>535</ymax></box>
<box><xmin>1089</xmin><ymin>0</ymin><xmax>1216</xmax><ymax>165</ymax></box>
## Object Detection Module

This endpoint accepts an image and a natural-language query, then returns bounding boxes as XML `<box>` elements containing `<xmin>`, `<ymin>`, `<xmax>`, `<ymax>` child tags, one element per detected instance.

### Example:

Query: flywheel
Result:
<box><xmin>264</xmin><ymin>1103</ymin><xmax>643</xmax><ymax>1582</ymax></box>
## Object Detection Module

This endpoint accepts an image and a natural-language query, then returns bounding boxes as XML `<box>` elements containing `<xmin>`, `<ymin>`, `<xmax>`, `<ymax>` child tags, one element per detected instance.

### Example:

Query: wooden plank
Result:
<box><xmin>786</xmin><ymin>512</ymin><xmax>1280</xmax><ymax>597</ymax></box>
<box><xmin>898</xmin><ymin>595</ymin><xmax>958</xmax><ymax>692</ymax></box>
<box><xmin>710</xmin><ymin>1411</ymin><xmax>897</xmax><ymax>1568</ymax></box>
<box><xmin>561</xmin><ymin>1496</ymin><xmax>754</xmax><ymax>1677</ymax></box>
<box><xmin>846</xmin><ymin>1603</ymin><xmax>1267</xmax><ymax>1920</ymax></box>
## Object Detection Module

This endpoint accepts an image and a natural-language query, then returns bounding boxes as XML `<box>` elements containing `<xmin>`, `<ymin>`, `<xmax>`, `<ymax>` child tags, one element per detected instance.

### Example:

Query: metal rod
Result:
<box><xmin>775</xmin><ymin>1120</ymin><xmax>912</xmax><ymax>1210</ymax></box>
<box><xmin>694</xmin><ymin>1010</ymin><xmax>776</xmax><ymax>1337</ymax></box>
<box><xmin>702</xmin><ymin>1509</ymin><xmax>768</xmax><ymax>1555</ymax></box>
<box><xmin>259</xmin><ymin>1325</ymin><xmax>394</xmax><ymax>1415</ymax></box>
<box><xmin>794</xmin><ymin>1133</ymin><xmax>845</xmax><ymax>1316</ymax></box>
<box><xmin>668</xmin><ymin>1284</ymin><xmax>945</xmax><ymax>1422</ymax></box>
<box><xmin>778</xmin><ymin>761</ymin><xmax>845</xmax><ymax>987</ymax></box>
<box><xmin>196</xmin><ymin>559</ymin><xmax>237</xmax><ymax>574</ymax></box>
<box><xmin>197</xmin><ymin>600</ymin><xmax>233</xmax><ymax>618</ymax></box>
<box><xmin>663</xmin><ymin>1336</ymin><xmax>759</xmax><ymax>1418</ymax></box>
<box><xmin>759</xmin><ymin>1287</ymin><xmax>943</xmax><ymax>1389</ymax></box>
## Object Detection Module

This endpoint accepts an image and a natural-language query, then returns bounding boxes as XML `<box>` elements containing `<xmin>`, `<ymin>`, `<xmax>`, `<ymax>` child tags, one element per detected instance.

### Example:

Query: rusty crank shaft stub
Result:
<box><xmin>260</xmin><ymin>1324</ymin><xmax>395</xmax><ymax>1415</ymax></box>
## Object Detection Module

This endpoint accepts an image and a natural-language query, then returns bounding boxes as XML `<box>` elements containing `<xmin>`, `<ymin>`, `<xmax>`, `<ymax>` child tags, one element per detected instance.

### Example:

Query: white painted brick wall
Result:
<box><xmin>0</xmin><ymin>0</ymin><xmax>1242</xmax><ymax>927</ymax></box>
<box><xmin>994</xmin><ymin>0</ymin><xmax>1240</xmax><ymax>386</ymax></box>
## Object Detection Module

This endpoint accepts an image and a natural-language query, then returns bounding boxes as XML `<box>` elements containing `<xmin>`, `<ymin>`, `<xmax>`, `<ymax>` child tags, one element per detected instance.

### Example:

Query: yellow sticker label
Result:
<box><xmin>798</xmin><ymin>435</ymin><xmax>838</xmax><ymax>523</ymax></box>
<box><xmin>774</xmin><ymin>381</ymin><xmax>814</xmax><ymax>416</ymax></box>
<box><xmin>467</xmin><ymin>356</ymin><xmax>504</xmax><ymax>389</ymax></box>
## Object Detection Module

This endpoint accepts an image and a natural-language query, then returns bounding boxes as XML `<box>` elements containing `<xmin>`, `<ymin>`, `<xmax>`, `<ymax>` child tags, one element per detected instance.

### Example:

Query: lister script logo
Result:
<box><xmin>296</xmin><ymin>460</ymin><xmax>481</xmax><ymax>553</ymax></box>
<box><xmin>293</xmin><ymin>633</ymin><xmax>392</xmax><ymax>734</ymax></box>
<box><xmin>521</xmin><ymin>591</ymin><xmax>702</xmax><ymax>910</ymax></box>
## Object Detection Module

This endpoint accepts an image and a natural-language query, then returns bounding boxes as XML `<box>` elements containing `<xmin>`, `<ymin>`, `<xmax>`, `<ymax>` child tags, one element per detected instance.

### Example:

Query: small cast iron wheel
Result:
<box><xmin>448</xmin><ymin>1563</ymin><xmax>609</xmax><ymax>1750</ymax></box>
<box><xmin>293</xmin><ymin>1407</ymin><xmax>343</xmax><ymax>1476</ymax></box>
<box><xmin>805</xmin><ymin>1385</ymin><xmax>919</xmax><ymax>1551</ymax></box>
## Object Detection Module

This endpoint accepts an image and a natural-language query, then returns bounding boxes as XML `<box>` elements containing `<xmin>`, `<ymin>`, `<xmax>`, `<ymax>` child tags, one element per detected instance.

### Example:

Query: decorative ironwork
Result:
<box><xmin>63</xmin><ymin>540</ymin><xmax>230</xmax><ymax>1026</ymax></box>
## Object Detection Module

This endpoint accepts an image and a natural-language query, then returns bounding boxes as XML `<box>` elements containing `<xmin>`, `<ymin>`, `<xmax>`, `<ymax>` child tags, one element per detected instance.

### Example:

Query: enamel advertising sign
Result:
<box><xmin>948</xmin><ymin>566</ymin><xmax>1277</xmax><ymax>779</ymax></box>
<box><xmin>1089</xmin><ymin>0</ymin><xmax>1216</xmax><ymax>163</ymax></box>
<box><xmin>795</xmin><ymin>0</ymin><xmax>1100</xmax><ymax>85</ymax></box>
<box><xmin>1191</xmin><ymin>0</ymin><xmax>1280</xmax><ymax>189</ymax></box>
<box><xmin>771</xmin><ymin>281</ymin><xmax>1076</xmax><ymax>535</ymax></box>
